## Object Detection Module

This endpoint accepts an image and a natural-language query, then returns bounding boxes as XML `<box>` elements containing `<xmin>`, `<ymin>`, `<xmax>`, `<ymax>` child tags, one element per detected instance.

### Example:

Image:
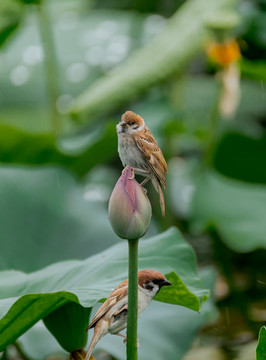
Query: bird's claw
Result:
<box><xmin>122</xmin><ymin>166</ymin><xmax>135</xmax><ymax>179</ymax></box>
<box><xmin>121</xmin><ymin>166</ymin><xmax>129</xmax><ymax>175</ymax></box>
<box><xmin>141</xmin><ymin>187</ymin><xmax>147</xmax><ymax>194</ymax></box>
<box><xmin>123</xmin><ymin>338</ymin><xmax>140</xmax><ymax>348</ymax></box>
<box><xmin>128</xmin><ymin>168</ymin><xmax>135</xmax><ymax>179</ymax></box>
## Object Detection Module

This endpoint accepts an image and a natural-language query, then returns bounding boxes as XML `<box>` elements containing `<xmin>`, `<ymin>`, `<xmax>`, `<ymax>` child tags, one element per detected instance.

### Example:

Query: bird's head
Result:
<box><xmin>138</xmin><ymin>269</ymin><xmax>172</xmax><ymax>297</ymax></box>
<box><xmin>116</xmin><ymin>111</ymin><xmax>145</xmax><ymax>134</ymax></box>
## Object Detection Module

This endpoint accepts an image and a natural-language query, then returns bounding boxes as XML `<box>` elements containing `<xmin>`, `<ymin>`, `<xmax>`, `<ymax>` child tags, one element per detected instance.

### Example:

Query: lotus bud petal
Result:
<box><xmin>108</xmin><ymin>167</ymin><xmax>152</xmax><ymax>240</ymax></box>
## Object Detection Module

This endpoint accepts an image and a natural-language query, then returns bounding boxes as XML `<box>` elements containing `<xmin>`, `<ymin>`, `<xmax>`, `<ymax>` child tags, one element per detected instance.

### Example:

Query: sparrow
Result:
<box><xmin>85</xmin><ymin>270</ymin><xmax>171</xmax><ymax>360</ymax></box>
<box><xmin>116</xmin><ymin>111</ymin><xmax>168</xmax><ymax>216</ymax></box>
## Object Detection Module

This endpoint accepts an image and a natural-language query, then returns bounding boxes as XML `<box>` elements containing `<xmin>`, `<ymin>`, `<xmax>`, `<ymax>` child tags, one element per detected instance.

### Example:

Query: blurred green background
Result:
<box><xmin>0</xmin><ymin>0</ymin><xmax>266</xmax><ymax>359</ymax></box>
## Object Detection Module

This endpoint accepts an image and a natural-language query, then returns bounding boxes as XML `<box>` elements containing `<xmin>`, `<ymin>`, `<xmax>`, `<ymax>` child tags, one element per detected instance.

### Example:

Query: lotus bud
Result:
<box><xmin>108</xmin><ymin>166</ymin><xmax>152</xmax><ymax>240</ymax></box>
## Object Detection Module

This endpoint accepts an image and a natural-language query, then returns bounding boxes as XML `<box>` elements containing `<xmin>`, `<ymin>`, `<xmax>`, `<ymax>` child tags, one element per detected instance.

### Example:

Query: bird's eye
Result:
<box><xmin>130</xmin><ymin>121</ymin><xmax>135</xmax><ymax>125</ymax></box>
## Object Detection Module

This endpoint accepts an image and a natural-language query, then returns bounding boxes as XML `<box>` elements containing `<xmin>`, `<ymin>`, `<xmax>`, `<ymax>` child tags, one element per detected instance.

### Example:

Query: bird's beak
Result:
<box><xmin>161</xmin><ymin>279</ymin><xmax>172</xmax><ymax>287</ymax></box>
<box><xmin>120</xmin><ymin>120</ymin><xmax>127</xmax><ymax>127</ymax></box>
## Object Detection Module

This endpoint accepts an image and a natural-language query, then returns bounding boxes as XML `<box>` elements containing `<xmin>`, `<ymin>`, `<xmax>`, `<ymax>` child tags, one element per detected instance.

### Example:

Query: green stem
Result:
<box><xmin>127</xmin><ymin>239</ymin><xmax>139</xmax><ymax>360</ymax></box>
<box><xmin>204</xmin><ymin>78</ymin><xmax>223</xmax><ymax>167</ymax></box>
<box><xmin>37</xmin><ymin>1</ymin><xmax>61</xmax><ymax>134</ymax></box>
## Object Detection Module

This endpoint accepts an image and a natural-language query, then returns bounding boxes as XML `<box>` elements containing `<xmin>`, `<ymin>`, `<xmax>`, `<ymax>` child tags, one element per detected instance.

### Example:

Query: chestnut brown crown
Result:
<box><xmin>121</xmin><ymin>111</ymin><xmax>144</xmax><ymax>127</ymax></box>
<box><xmin>138</xmin><ymin>269</ymin><xmax>171</xmax><ymax>289</ymax></box>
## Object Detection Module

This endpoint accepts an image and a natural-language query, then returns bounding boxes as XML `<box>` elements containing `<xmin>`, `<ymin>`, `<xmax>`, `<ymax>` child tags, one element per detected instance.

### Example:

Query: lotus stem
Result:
<box><xmin>126</xmin><ymin>239</ymin><xmax>139</xmax><ymax>360</ymax></box>
<box><xmin>37</xmin><ymin>1</ymin><xmax>61</xmax><ymax>134</ymax></box>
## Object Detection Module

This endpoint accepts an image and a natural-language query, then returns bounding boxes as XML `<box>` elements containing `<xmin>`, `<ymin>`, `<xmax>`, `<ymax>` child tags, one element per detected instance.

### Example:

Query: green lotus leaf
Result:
<box><xmin>0</xmin><ymin>227</ymin><xmax>209</xmax><ymax>352</ymax></box>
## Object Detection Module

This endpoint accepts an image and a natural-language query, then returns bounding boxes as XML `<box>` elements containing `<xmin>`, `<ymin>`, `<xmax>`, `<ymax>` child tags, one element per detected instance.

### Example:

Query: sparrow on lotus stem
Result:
<box><xmin>116</xmin><ymin>111</ymin><xmax>168</xmax><ymax>217</ymax></box>
<box><xmin>85</xmin><ymin>270</ymin><xmax>171</xmax><ymax>360</ymax></box>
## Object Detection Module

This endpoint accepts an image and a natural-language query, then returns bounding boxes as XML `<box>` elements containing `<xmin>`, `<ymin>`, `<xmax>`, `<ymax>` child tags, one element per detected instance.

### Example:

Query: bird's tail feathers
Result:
<box><xmin>85</xmin><ymin>322</ymin><xmax>109</xmax><ymax>360</ymax></box>
<box><xmin>152</xmin><ymin>178</ymin><xmax>165</xmax><ymax>217</ymax></box>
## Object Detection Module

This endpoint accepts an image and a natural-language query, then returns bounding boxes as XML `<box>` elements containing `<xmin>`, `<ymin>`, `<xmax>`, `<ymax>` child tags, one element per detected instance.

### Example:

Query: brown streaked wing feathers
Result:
<box><xmin>134</xmin><ymin>127</ymin><xmax>167</xmax><ymax>188</ymax></box>
<box><xmin>87</xmin><ymin>280</ymin><xmax>128</xmax><ymax>330</ymax></box>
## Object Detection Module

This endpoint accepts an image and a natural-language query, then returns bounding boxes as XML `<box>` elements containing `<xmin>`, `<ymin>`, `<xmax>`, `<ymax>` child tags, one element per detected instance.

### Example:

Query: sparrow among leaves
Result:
<box><xmin>85</xmin><ymin>270</ymin><xmax>171</xmax><ymax>360</ymax></box>
<box><xmin>116</xmin><ymin>111</ymin><xmax>168</xmax><ymax>216</ymax></box>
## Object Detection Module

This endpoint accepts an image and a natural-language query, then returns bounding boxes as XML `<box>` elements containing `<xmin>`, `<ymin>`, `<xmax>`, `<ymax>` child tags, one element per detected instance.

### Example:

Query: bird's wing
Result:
<box><xmin>134</xmin><ymin>127</ymin><xmax>167</xmax><ymax>188</ymax></box>
<box><xmin>87</xmin><ymin>280</ymin><xmax>128</xmax><ymax>330</ymax></box>
<box><xmin>113</xmin><ymin>303</ymin><xmax>128</xmax><ymax>316</ymax></box>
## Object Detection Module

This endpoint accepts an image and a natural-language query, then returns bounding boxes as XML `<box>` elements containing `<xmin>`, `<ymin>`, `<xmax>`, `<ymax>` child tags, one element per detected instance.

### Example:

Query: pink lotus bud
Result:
<box><xmin>108</xmin><ymin>167</ymin><xmax>152</xmax><ymax>240</ymax></box>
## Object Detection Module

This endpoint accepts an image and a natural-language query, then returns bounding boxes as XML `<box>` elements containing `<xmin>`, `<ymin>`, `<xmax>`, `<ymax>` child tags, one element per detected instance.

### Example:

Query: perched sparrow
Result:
<box><xmin>116</xmin><ymin>111</ymin><xmax>168</xmax><ymax>216</ymax></box>
<box><xmin>85</xmin><ymin>270</ymin><xmax>171</xmax><ymax>360</ymax></box>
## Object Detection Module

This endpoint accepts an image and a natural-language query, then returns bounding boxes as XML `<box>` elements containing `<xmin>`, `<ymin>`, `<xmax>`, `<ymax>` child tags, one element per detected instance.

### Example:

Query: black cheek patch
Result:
<box><xmin>145</xmin><ymin>284</ymin><xmax>154</xmax><ymax>291</ymax></box>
